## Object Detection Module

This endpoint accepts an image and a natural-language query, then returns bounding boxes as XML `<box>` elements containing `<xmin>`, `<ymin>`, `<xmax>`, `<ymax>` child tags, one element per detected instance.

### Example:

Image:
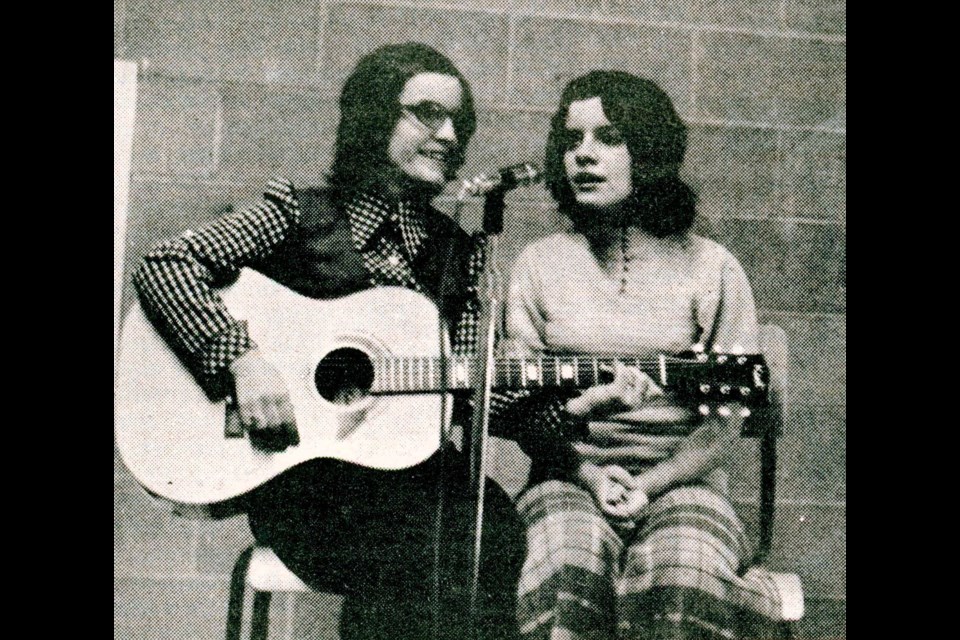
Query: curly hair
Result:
<box><xmin>327</xmin><ymin>42</ymin><xmax>477</xmax><ymax>203</ymax></box>
<box><xmin>544</xmin><ymin>71</ymin><xmax>697</xmax><ymax>238</ymax></box>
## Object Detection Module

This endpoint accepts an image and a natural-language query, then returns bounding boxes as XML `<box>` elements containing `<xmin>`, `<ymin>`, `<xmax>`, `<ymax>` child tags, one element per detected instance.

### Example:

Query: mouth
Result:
<box><xmin>419</xmin><ymin>149</ymin><xmax>450</xmax><ymax>164</ymax></box>
<box><xmin>572</xmin><ymin>173</ymin><xmax>605</xmax><ymax>189</ymax></box>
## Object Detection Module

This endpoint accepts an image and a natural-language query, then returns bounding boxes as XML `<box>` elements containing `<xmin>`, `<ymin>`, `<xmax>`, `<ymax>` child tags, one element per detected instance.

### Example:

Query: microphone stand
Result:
<box><xmin>465</xmin><ymin>186</ymin><xmax>507</xmax><ymax>640</ymax></box>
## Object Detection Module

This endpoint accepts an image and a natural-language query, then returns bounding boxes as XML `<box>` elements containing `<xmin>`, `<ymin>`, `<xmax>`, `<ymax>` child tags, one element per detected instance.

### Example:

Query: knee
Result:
<box><xmin>645</xmin><ymin>485</ymin><xmax>740</xmax><ymax>523</ymax></box>
<box><xmin>516</xmin><ymin>480</ymin><xmax>595</xmax><ymax>527</ymax></box>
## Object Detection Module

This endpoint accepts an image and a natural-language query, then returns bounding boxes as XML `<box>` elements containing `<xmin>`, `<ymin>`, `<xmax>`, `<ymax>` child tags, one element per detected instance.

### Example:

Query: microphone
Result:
<box><xmin>458</xmin><ymin>163</ymin><xmax>543</xmax><ymax>200</ymax></box>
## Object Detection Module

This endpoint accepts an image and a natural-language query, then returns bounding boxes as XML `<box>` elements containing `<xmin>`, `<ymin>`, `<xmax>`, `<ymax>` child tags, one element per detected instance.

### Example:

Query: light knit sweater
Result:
<box><xmin>506</xmin><ymin>229</ymin><xmax>760</xmax><ymax>482</ymax></box>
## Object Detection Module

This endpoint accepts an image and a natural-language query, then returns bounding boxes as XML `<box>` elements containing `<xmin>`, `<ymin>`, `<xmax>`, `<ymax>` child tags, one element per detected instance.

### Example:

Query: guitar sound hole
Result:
<box><xmin>315</xmin><ymin>347</ymin><xmax>375</xmax><ymax>405</ymax></box>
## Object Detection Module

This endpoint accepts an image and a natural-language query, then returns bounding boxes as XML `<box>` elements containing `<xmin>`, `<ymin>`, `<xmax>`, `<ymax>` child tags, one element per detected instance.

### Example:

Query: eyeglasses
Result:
<box><xmin>400</xmin><ymin>101</ymin><xmax>459</xmax><ymax>133</ymax></box>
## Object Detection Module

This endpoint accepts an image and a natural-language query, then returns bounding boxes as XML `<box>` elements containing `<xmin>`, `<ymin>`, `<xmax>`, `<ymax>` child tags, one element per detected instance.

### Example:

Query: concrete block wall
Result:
<box><xmin>114</xmin><ymin>1</ymin><xmax>845</xmax><ymax>638</ymax></box>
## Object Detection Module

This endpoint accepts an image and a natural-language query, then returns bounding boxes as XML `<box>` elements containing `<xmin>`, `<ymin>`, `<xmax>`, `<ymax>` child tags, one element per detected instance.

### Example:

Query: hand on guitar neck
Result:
<box><xmin>228</xmin><ymin>349</ymin><xmax>300</xmax><ymax>451</ymax></box>
<box><xmin>564</xmin><ymin>362</ymin><xmax>664</xmax><ymax>420</ymax></box>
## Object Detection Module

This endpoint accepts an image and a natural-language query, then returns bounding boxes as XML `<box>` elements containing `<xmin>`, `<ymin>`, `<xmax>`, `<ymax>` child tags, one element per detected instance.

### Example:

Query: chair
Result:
<box><xmin>225</xmin><ymin>545</ymin><xmax>313</xmax><ymax>640</ymax></box>
<box><xmin>742</xmin><ymin>325</ymin><xmax>806</xmax><ymax>632</ymax></box>
<box><xmin>223</xmin><ymin>324</ymin><xmax>804</xmax><ymax>639</ymax></box>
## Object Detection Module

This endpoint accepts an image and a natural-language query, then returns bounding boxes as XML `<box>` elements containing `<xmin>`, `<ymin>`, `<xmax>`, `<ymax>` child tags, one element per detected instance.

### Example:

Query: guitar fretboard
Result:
<box><xmin>366</xmin><ymin>356</ymin><xmax>672</xmax><ymax>393</ymax></box>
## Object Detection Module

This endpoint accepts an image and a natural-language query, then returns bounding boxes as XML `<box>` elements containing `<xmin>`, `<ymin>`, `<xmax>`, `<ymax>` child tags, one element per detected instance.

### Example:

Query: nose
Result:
<box><xmin>574</xmin><ymin>135</ymin><xmax>598</xmax><ymax>165</ymax></box>
<box><xmin>433</xmin><ymin>116</ymin><xmax>458</xmax><ymax>144</ymax></box>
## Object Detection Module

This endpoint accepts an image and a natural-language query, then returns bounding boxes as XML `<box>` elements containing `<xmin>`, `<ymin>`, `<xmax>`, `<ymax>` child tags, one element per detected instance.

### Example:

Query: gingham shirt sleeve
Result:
<box><xmin>454</xmin><ymin>233</ymin><xmax>586</xmax><ymax>472</ymax></box>
<box><xmin>132</xmin><ymin>178</ymin><xmax>300</xmax><ymax>396</ymax></box>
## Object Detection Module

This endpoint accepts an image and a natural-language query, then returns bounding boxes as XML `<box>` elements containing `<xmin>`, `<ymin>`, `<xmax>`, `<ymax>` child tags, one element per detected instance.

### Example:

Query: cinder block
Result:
<box><xmin>114</xmin><ymin>481</ymin><xmax>195</xmax><ymax>575</ymax></box>
<box><xmin>120</xmin><ymin>180</ymin><xmax>264</xmax><ymax>314</ymax></box>
<box><xmin>376</xmin><ymin>0</ymin><xmax>511</xmax><ymax>9</ymax></box>
<box><xmin>795</xmin><ymin>597</ymin><xmax>847</xmax><ymax>639</ymax></box>
<box><xmin>683</xmin><ymin>124</ymin><xmax>782</xmax><ymax>219</ymax></box>
<box><xmin>457</xmin><ymin>109</ymin><xmax>553</xmax><ymax>184</ymax></box>
<box><xmin>738</xmin><ymin>501</ymin><xmax>846</xmax><ymax>600</ymax></box>
<box><xmin>781</xmin><ymin>130</ymin><xmax>846</xmax><ymax>222</ymax></box>
<box><xmin>216</xmin><ymin>83</ymin><xmax>339</xmax><ymax>185</ymax></box>
<box><xmin>293</xmin><ymin>592</ymin><xmax>345</xmax><ymax>640</ymax></box>
<box><xmin>115</xmin><ymin>0</ymin><xmax>126</xmax><ymax>56</ymax></box>
<box><xmin>514</xmin><ymin>0</ymin><xmax>605</xmax><ymax>16</ymax></box>
<box><xmin>777</xmin><ymin>404</ymin><xmax>846</xmax><ymax>503</ymax></box>
<box><xmin>126</xmin><ymin>0</ymin><xmax>316</xmax><ymax>23</ymax></box>
<box><xmin>114</xmin><ymin>576</ymin><xmax>289</xmax><ymax>640</ymax></box>
<box><xmin>512</xmin><ymin>16</ymin><xmax>693</xmax><ymax>110</ymax></box>
<box><xmin>759</xmin><ymin>311</ymin><xmax>845</xmax><ymax>406</ymax></box>
<box><xmin>125</xmin><ymin>14</ymin><xmax>320</xmax><ymax>85</ymax></box>
<box><xmin>195</xmin><ymin>516</ymin><xmax>257</xmax><ymax>575</ymax></box>
<box><xmin>607</xmin><ymin>0</ymin><xmax>780</xmax><ymax>29</ymax></box>
<box><xmin>696</xmin><ymin>32</ymin><xmax>845</xmax><ymax>128</ymax></box>
<box><xmin>321</xmin><ymin>4</ymin><xmax>510</xmax><ymax>106</ymax></box>
<box><xmin>132</xmin><ymin>78</ymin><xmax>222</xmax><ymax>177</ymax></box>
<box><xmin>708</xmin><ymin>218</ymin><xmax>846</xmax><ymax>314</ymax></box>
<box><xmin>488</xmin><ymin>437</ymin><xmax>532</xmax><ymax>500</ymax></box>
<box><xmin>784</xmin><ymin>0</ymin><xmax>847</xmax><ymax>35</ymax></box>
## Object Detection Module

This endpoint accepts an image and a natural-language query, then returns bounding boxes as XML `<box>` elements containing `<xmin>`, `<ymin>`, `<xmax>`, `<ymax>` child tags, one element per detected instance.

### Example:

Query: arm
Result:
<box><xmin>630</xmin><ymin>409</ymin><xmax>744</xmax><ymax>498</ymax></box>
<box><xmin>630</xmin><ymin>249</ymin><xmax>761</xmax><ymax>503</ymax></box>
<box><xmin>132</xmin><ymin>178</ymin><xmax>299</xmax><ymax>396</ymax></box>
<box><xmin>131</xmin><ymin>178</ymin><xmax>301</xmax><ymax>449</ymax></box>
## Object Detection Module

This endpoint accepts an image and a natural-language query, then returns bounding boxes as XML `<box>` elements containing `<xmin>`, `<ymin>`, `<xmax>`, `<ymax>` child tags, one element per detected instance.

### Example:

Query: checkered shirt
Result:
<box><xmin>133</xmin><ymin>177</ymin><xmax>580</xmax><ymax>467</ymax></box>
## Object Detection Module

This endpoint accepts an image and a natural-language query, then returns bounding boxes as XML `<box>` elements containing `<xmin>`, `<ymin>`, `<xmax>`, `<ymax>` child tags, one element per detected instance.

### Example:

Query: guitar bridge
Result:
<box><xmin>224</xmin><ymin>401</ymin><xmax>244</xmax><ymax>438</ymax></box>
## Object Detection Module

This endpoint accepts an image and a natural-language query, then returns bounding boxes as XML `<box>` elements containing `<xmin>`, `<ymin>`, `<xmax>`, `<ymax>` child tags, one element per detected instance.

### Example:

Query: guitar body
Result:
<box><xmin>115</xmin><ymin>269</ymin><xmax>452</xmax><ymax>509</ymax></box>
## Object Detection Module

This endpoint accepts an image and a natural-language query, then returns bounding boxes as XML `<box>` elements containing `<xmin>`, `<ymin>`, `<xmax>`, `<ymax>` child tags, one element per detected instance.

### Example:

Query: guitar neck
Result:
<box><xmin>369</xmin><ymin>355</ymin><xmax>668</xmax><ymax>393</ymax></box>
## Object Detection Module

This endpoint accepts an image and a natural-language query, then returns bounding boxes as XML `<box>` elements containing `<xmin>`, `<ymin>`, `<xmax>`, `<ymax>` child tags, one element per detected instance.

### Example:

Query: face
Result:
<box><xmin>386</xmin><ymin>72</ymin><xmax>463</xmax><ymax>187</ymax></box>
<box><xmin>561</xmin><ymin>96</ymin><xmax>633</xmax><ymax>210</ymax></box>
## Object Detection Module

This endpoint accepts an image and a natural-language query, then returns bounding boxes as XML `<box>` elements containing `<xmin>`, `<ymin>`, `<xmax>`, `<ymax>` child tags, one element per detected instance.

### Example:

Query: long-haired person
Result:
<box><xmin>133</xmin><ymin>43</ymin><xmax>538</xmax><ymax>640</ymax></box>
<box><xmin>507</xmin><ymin>70</ymin><xmax>788</xmax><ymax>640</ymax></box>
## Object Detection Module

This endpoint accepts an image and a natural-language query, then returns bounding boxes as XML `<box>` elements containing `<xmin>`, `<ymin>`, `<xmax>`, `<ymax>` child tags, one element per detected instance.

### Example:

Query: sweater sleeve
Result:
<box><xmin>132</xmin><ymin>178</ymin><xmax>301</xmax><ymax>397</ymax></box>
<box><xmin>699</xmin><ymin>246</ymin><xmax>761</xmax><ymax>354</ymax></box>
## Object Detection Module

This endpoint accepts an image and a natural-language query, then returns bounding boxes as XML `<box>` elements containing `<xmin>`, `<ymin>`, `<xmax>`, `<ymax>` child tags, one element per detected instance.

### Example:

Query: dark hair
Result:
<box><xmin>545</xmin><ymin>70</ymin><xmax>697</xmax><ymax>238</ymax></box>
<box><xmin>328</xmin><ymin>42</ymin><xmax>477</xmax><ymax>203</ymax></box>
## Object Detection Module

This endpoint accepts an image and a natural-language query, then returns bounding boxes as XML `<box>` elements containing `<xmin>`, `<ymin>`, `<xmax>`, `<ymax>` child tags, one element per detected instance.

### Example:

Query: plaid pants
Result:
<box><xmin>516</xmin><ymin>481</ymin><xmax>784</xmax><ymax>640</ymax></box>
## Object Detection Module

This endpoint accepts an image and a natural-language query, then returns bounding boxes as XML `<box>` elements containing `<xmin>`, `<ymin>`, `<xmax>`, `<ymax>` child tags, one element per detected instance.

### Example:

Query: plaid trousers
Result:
<box><xmin>516</xmin><ymin>480</ymin><xmax>785</xmax><ymax>640</ymax></box>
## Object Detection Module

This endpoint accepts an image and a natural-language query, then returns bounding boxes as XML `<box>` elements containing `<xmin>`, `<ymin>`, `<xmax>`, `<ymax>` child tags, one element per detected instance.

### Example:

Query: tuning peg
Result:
<box><xmin>740</xmin><ymin>407</ymin><xmax>751</xmax><ymax>418</ymax></box>
<box><xmin>699</xmin><ymin>384</ymin><xmax>711</xmax><ymax>394</ymax></box>
<box><xmin>698</xmin><ymin>404</ymin><xmax>710</xmax><ymax>416</ymax></box>
<box><xmin>720</xmin><ymin>385</ymin><xmax>731</xmax><ymax>395</ymax></box>
<box><xmin>739</xmin><ymin>386</ymin><xmax>751</xmax><ymax>396</ymax></box>
<box><xmin>691</xmin><ymin>343</ymin><xmax>705</xmax><ymax>353</ymax></box>
<box><xmin>717</xmin><ymin>405</ymin><xmax>731</xmax><ymax>417</ymax></box>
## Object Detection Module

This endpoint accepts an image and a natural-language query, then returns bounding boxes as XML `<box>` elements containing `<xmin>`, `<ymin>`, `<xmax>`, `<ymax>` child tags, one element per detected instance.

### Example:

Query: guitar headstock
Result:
<box><xmin>667</xmin><ymin>344</ymin><xmax>770</xmax><ymax>408</ymax></box>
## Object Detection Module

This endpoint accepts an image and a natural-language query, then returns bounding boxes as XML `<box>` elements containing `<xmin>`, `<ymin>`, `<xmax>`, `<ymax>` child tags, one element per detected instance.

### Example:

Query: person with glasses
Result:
<box><xmin>132</xmin><ymin>42</ymin><xmax>568</xmax><ymax>640</ymax></box>
<box><xmin>504</xmin><ymin>71</ymin><xmax>790</xmax><ymax>639</ymax></box>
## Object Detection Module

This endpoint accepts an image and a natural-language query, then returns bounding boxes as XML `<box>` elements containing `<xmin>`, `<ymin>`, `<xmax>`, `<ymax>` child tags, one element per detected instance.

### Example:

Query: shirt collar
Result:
<box><xmin>345</xmin><ymin>190</ymin><xmax>428</xmax><ymax>254</ymax></box>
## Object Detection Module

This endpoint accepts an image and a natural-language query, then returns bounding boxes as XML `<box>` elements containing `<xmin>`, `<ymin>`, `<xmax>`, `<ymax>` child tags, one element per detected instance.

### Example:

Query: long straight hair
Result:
<box><xmin>327</xmin><ymin>43</ymin><xmax>477</xmax><ymax>204</ymax></box>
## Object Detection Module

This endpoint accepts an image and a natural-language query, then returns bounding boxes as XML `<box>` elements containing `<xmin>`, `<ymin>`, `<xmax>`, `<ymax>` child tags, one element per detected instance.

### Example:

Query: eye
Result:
<box><xmin>558</xmin><ymin>129</ymin><xmax>583</xmax><ymax>150</ymax></box>
<box><xmin>405</xmin><ymin>101</ymin><xmax>453</xmax><ymax>130</ymax></box>
<box><xmin>595</xmin><ymin>125</ymin><xmax>625</xmax><ymax>146</ymax></box>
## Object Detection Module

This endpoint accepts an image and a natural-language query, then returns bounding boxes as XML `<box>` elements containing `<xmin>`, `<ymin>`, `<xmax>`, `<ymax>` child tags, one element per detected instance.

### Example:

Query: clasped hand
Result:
<box><xmin>565</xmin><ymin>363</ymin><xmax>663</xmax><ymax>519</ymax></box>
<box><xmin>577</xmin><ymin>461</ymin><xmax>649</xmax><ymax>520</ymax></box>
<box><xmin>228</xmin><ymin>349</ymin><xmax>300</xmax><ymax>451</ymax></box>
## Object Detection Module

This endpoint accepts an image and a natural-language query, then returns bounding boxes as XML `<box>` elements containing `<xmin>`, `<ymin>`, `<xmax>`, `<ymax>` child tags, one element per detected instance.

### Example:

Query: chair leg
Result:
<box><xmin>226</xmin><ymin>546</ymin><xmax>255</xmax><ymax>640</ymax></box>
<box><xmin>250</xmin><ymin>591</ymin><xmax>273</xmax><ymax>640</ymax></box>
<box><xmin>779</xmin><ymin>620</ymin><xmax>794</xmax><ymax>640</ymax></box>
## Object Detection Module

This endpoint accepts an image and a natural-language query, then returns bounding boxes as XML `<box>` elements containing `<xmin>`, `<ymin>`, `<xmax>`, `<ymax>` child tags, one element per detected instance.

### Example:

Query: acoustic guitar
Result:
<box><xmin>115</xmin><ymin>268</ymin><xmax>768</xmax><ymax>511</ymax></box>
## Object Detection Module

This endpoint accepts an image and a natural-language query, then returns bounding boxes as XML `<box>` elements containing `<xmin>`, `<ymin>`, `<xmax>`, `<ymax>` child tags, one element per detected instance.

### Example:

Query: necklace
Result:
<box><xmin>618</xmin><ymin>225</ymin><xmax>631</xmax><ymax>295</ymax></box>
